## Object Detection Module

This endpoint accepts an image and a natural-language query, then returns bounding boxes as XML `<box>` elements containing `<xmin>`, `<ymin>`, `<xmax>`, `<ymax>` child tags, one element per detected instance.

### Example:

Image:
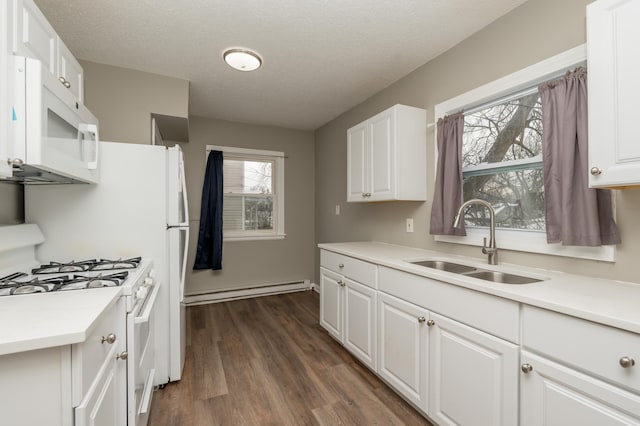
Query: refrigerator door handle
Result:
<box><xmin>179</xmin><ymin>152</ymin><xmax>189</xmax><ymax>225</ymax></box>
<box><xmin>180</xmin><ymin>227</ymin><xmax>189</xmax><ymax>302</ymax></box>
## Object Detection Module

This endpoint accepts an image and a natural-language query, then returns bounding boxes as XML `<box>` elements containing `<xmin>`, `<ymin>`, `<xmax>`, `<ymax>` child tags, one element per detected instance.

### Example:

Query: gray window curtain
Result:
<box><xmin>539</xmin><ymin>68</ymin><xmax>621</xmax><ymax>246</ymax></box>
<box><xmin>193</xmin><ymin>150</ymin><xmax>224</xmax><ymax>270</ymax></box>
<box><xmin>430</xmin><ymin>112</ymin><xmax>466</xmax><ymax>236</ymax></box>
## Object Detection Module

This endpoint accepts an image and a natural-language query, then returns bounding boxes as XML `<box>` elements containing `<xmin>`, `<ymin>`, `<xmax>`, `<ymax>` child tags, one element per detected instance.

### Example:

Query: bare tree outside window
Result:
<box><xmin>462</xmin><ymin>92</ymin><xmax>545</xmax><ymax>231</ymax></box>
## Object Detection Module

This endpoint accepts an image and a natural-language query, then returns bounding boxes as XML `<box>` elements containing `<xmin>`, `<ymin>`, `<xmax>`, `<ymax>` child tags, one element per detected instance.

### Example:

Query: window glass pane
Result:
<box><xmin>223</xmin><ymin>195</ymin><xmax>243</xmax><ymax>231</ymax></box>
<box><xmin>462</xmin><ymin>93</ymin><xmax>542</xmax><ymax>168</ymax></box>
<box><xmin>463</xmin><ymin>169</ymin><xmax>545</xmax><ymax>231</ymax></box>
<box><xmin>223</xmin><ymin>159</ymin><xmax>272</xmax><ymax>194</ymax></box>
<box><xmin>243</xmin><ymin>196</ymin><xmax>273</xmax><ymax>230</ymax></box>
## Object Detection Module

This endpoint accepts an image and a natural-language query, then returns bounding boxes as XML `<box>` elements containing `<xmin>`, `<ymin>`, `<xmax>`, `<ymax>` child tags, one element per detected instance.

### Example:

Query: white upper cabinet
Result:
<box><xmin>347</xmin><ymin>104</ymin><xmax>426</xmax><ymax>202</ymax></box>
<box><xmin>0</xmin><ymin>1</ymin><xmax>12</xmax><ymax>177</ymax></box>
<box><xmin>12</xmin><ymin>0</ymin><xmax>84</xmax><ymax>103</ymax></box>
<box><xmin>587</xmin><ymin>0</ymin><xmax>640</xmax><ymax>188</ymax></box>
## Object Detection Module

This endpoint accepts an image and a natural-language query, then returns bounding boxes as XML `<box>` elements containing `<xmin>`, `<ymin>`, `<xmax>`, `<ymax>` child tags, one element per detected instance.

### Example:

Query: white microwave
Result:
<box><xmin>9</xmin><ymin>56</ymin><xmax>99</xmax><ymax>184</ymax></box>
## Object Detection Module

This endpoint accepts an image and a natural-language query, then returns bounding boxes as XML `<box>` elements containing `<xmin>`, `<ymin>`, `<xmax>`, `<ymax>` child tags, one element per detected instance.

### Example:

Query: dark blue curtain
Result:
<box><xmin>193</xmin><ymin>150</ymin><xmax>224</xmax><ymax>270</ymax></box>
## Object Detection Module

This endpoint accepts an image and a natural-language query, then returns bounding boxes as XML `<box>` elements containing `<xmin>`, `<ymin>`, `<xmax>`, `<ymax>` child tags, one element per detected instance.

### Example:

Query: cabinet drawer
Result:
<box><xmin>379</xmin><ymin>266</ymin><xmax>519</xmax><ymax>343</ymax></box>
<box><xmin>523</xmin><ymin>305</ymin><xmax>640</xmax><ymax>394</ymax></box>
<box><xmin>320</xmin><ymin>250</ymin><xmax>377</xmax><ymax>288</ymax></box>
<box><xmin>72</xmin><ymin>297</ymin><xmax>125</xmax><ymax>405</ymax></box>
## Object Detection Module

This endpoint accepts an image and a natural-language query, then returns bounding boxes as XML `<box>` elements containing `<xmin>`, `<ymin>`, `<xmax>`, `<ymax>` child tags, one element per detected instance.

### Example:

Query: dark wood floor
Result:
<box><xmin>149</xmin><ymin>290</ymin><xmax>432</xmax><ymax>425</ymax></box>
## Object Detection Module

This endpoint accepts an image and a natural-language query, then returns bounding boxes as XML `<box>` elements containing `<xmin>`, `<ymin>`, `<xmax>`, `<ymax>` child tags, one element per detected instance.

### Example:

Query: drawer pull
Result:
<box><xmin>116</xmin><ymin>351</ymin><xmax>128</xmax><ymax>360</ymax></box>
<box><xmin>427</xmin><ymin>319</ymin><xmax>435</xmax><ymax>327</ymax></box>
<box><xmin>418</xmin><ymin>316</ymin><xmax>426</xmax><ymax>323</ymax></box>
<box><xmin>101</xmin><ymin>333</ymin><xmax>116</xmax><ymax>344</ymax></box>
<box><xmin>337</xmin><ymin>280</ymin><xmax>345</xmax><ymax>287</ymax></box>
<box><xmin>338</xmin><ymin>263</ymin><xmax>344</xmax><ymax>269</ymax></box>
<box><xmin>620</xmin><ymin>357</ymin><xmax>636</xmax><ymax>368</ymax></box>
<box><xmin>521</xmin><ymin>363</ymin><xmax>533</xmax><ymax>374</ymax></box>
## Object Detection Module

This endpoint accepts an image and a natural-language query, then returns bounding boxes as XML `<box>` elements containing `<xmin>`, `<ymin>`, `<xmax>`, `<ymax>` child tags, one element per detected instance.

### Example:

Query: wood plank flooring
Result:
<box><xmin>149</xmin><ymin>290</ymin><xmax>432</xmax><ymax>425</ymax></box>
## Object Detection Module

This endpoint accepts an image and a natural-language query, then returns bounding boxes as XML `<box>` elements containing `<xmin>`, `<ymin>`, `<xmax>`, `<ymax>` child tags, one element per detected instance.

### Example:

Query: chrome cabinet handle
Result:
<box><xmin>590</xmin><ymin>167</ymin><xmax>602</xmax><ymax>176</ymax></box>
<box><xmin>116</xmin><ymin>351</ymin><xmax>128</xmax><ymax>360</ymax></box>
<box><xmin>427</xmin><ymin>319</ymin><xmax>435</xmax><ymax>327</ymax></box>
<box><xmin>338</xmin><ymin>263</ymin><xmax>344</xmax><ymax>269</ymax></box>
<box><xmin>418</xmin><ymin>316</ymin><xmax>426</xmax><ymax>323</ymax></box>
<box><xmin>521</xmin><ymin>363</ymin><xmax>533</xmax><ymax>373</ymax></box>
<box><xmin>620</xmin><ymin>357</ymin><xmax>635</xmax><ymax>368</ymax></box>
<box><xmin>101</xmin><ymin>333</ymin><xmax>116</xmax><ymax>344</ymax></box>
<box><xmin>337</xmin><ymin>280</ymin><xmax>345</xmax><ymax>287</ymax></box>
<box><xmin>58</xmin><ymin>76</ymin><xmax>71</xmax><ymax>88</ymax></box>
<box><xmin>7</xmin><ymin>158</ymin><xmax>24</xmax><ymax>166</ymax></box>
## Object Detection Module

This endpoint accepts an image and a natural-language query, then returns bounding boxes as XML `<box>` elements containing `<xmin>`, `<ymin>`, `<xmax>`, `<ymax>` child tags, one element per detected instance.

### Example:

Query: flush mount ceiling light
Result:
<box><xmin>222</xmin><ymin>48</ymin><xmax>263</xmax><ymax>72</ymax></box>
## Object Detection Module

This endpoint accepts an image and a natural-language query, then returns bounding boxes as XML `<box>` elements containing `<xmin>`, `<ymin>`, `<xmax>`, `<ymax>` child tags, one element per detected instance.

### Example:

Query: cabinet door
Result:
<box><xmin>344</xmin><ymin>278</ymin><xmax>376</xmax><ymax>370</ymax></box>
<box><xmin>1</xmin><ymin>1</ymin><xmax>13</xmax><ymax>177</ymax></box>
<box><xmin>428</xmin><ymin>313</ymin><xmax>518</xmax><ymax>426</ymax></box>
<box><xmin>58</xmin><ymin>40</ymin><xmax>83</xmax><ymax>102</ymax></box>
<box><xmin>378</xmin><ymin>291</ymin><xmax>429</xmax><ymax>412</ymax></box>
<box><xmin>521</xmin><ymin>351</ymin><xmax>640</xmax><ymax>426</ymax></box>
<box><xmin>347</xmin><ymin>121</ymin><xmax>368</xmax><ymax>201</ymax></box>
<box><xmin>13</xmin><ymin>0</ymin><xmax>57</xmax><ymax>75</ymax></box>
<box><xmin>320</xmin><ymin>267</ymin><xmax>344</xmax><ymax>341</ymax></box>
<box><xmin>75</xmin><ymin>345</ymin><xmax>127</xmax><ymax>426</ymax></box>
<box><xmin>368</xmin><ymin>108</ymin><xmax>395</xmax><ymax>201</ymax></box>
<box><xmin>587</xmin><ymin>0</ymin><xmax>640</xmax><ymax>188</ymax></box>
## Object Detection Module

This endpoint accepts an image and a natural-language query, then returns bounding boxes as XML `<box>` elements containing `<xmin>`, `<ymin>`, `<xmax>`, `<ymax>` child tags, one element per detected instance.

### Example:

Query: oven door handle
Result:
<box><xmin>134</xmin><ymin>283</ymin><xmax>160</xmax><ymax>325</ymax></box>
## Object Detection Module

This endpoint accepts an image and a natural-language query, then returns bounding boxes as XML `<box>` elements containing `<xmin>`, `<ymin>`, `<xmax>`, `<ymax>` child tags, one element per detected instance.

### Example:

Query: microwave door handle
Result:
<box><xmin>80</xmin><ymin>123</ymin><xmax>99</xmax><ymax>170</ymax></box>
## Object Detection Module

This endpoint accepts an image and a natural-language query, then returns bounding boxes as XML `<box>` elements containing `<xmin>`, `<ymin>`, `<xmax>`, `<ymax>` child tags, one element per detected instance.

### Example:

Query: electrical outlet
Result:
<box><xmin>406</xmin><ymin>218</ymin><xmax>414</xmax><ymax>233</ymax></box>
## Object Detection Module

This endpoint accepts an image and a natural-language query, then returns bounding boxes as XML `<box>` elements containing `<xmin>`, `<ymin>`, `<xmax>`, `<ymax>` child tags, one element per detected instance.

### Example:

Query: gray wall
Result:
<box><xmin>0</xmin><ymin>183</ymin><xmax>23</xmax><ymax>225</ymax></box>
<box><xmin>183</xmin><ymin>116</ymin><xmax>315</xmax><ymax>295</ymax></box>
<box><xmin>80</xmin><ymin>60</ymin><xmax>189</xmax><ymax>144</ymax></box>
<box><xmin>315</xmin><ymin>0</ymin><xmax>640</xmax><ymax>284</ymax></box>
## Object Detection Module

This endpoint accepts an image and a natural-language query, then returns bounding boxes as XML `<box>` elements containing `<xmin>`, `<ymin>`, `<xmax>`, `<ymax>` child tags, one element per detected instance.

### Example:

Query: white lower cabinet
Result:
<box><xmin>319</xmin><ymin>266</ymin><xmax>377</xmax><ymax>370</ymax></box>
<box><xmin>377</xmin><ymin>291</ymin><xmax>429</xmax><ymax>412</ymax></box>
<box><xmin>428</xmin><ymin>312</ymin><xmax>518</xmax><ymax>426</ymax></box>
<box><xmin>0</xmin><ymin>298</ymin><xmax>127</xmax><ymax>425</ymax></box>
<box><xmin>520</xmin><ymin>351</ymin><xmax>640</xmax><ymax>425</ymax></box>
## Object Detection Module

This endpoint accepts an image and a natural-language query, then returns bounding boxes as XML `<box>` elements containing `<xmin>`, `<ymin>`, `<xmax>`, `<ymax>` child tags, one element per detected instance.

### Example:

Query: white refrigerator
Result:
<box><xmin>25</xmin><ymin>141</ymin><xmax>190</xmax><ymax>385</ymax></box>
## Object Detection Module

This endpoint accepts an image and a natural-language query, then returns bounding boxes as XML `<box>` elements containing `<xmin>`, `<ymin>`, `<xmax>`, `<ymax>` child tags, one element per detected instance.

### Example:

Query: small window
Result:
<box><xmin>462</xmin><ymin>90</ymin><xmax>544</xmax><ymax>232</ymax></box>
<box><xmin>206</xmin><ymin>145</ymin><xmax>285</xmax><ymax>241</ymax></box>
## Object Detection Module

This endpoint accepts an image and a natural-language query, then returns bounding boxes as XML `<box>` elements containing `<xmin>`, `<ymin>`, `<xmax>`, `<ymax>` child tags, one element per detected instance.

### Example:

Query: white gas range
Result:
<box><xmin>0</xmin><ymin>224</ymin><xmax>158</xmax><ymax>426</ymax></box>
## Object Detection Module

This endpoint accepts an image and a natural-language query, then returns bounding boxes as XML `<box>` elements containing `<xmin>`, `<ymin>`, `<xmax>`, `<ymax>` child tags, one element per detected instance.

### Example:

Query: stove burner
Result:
<box><xmin>33</xmin><ymin>257</ymin><xmax>141</xmax><ymax>274</ymax></box>
<box><xmin>11</xmin><ymin>284</ymin><xmax>49</xmax><ymax>295</ymax></box>
<box><xmin>57</xmin><ymin>271</ymin><xmax>129</xmax><ymax>291</ymax></box>
<box><xmin>0</xmin><ymin>276</ymin><xmax>68</xmax><ymax>296</ymax></box>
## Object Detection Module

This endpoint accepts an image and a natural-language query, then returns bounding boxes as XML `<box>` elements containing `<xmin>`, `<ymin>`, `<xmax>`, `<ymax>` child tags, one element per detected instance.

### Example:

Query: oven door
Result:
<box><xmin>127</xmin><ymin>282</ymin><xmax>159</xmax><ymax>426</ymax></box>
<box><xmin>12</xmin><ymin>56</ymin><xmax>99</xmax><ymax>183</ymax></box>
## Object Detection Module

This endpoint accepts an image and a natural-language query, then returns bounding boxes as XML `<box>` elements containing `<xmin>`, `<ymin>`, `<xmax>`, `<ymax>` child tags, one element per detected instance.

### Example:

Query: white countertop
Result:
<box><xmin>318</xmin><ymin>242</ymin><xmax>640</xmax><ymax>334</ymax></box>
<box><xmin>0</xmin><ymin>288</ymin><xmax>122</xmax><ymax>356</ymax></box>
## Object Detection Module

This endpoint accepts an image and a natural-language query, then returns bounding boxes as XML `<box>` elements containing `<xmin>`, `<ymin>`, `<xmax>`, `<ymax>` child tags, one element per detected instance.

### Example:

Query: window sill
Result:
<box><xmin>435</xmin><ymin>227</ymin><xmax>615</xmax><ymax>262</ymax></box>
<box><xmin>224</xmin><ymin>233</ymin><xmax>286</xmax><ymax>242</ymax></box>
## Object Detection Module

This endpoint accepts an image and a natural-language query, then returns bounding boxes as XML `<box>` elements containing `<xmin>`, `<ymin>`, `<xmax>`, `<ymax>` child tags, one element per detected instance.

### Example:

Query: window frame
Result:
<box><xmin>206</xmin><ymin>145</ymin><xmax>285</xmax><ymax>242</ymax></box>
<box><xmin>433</xmin><ymin>44</ymin><xmax>615</xmax><ymax>262</ymax></box>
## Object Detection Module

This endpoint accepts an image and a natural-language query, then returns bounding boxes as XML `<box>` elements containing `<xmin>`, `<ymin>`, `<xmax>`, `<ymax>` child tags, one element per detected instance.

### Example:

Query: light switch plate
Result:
<box><xmin>406</xmin><ymin>218</ymin><xmax>414</xmax><ymax>233</ymax></box>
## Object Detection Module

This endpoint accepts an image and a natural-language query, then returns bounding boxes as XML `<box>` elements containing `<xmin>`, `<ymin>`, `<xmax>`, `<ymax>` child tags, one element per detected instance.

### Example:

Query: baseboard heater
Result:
<box><xmin>184</xmin><ymin>280</ymin><xmax>313</xmax><ymax>306</ymax></box>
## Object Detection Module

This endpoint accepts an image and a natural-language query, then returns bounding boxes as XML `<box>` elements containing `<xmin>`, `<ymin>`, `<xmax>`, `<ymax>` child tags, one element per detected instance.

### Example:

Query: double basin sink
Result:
<box><xmin>408</xmin><ymin>260</ymin><xmax>543</xmax><ymax>285</ymax></box>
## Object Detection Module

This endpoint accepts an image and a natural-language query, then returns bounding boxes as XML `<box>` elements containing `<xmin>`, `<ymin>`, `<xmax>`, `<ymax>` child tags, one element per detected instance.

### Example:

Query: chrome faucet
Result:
<box><xmin>453</xmin><ymin>199</ymin><xmax>498</xmax><ymax>265</ymax></box>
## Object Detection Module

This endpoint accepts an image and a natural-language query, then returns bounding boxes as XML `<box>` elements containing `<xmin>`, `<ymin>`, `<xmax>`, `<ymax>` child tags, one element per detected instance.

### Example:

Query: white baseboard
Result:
<box><xmin>184</xmin><ymin>280</ymin><xmax>313</xmax><ymax>306</ymax></box>
<box><xmin>311</xmin><ymin>282</ymin><xmax>319</xmax><ymax>293</ymax></box>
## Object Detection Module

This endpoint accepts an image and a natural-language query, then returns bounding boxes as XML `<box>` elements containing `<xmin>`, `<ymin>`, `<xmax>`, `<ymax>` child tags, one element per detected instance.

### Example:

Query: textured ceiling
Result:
<box><xmin>34</xmin><ymin>0</ymin><xmax>527</xmax><ymax>130</ymax></box>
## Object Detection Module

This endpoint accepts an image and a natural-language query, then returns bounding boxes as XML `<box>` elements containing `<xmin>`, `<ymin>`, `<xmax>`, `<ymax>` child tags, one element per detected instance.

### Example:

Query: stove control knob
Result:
<box><xmin>136</xmin><ymin>287</ymin><xmax>148</xmax><ymax>301</ymax></box>
<box><xmin>144</xmin><ymin>277</ymin><xmax>153</xmax><ymax>285</ymax></box>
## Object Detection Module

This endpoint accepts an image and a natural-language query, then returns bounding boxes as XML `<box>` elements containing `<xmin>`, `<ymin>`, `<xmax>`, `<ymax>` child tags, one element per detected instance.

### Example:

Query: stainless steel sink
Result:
<box><xmin>409</xmin><ymin>260</ymin><xmax>477</xmax><ymax>274</ymax></box>
<box><xmin>464</xmin><ymin>270</ymin><xmax>542</xmax><ymax>284</ymax></box>
<box><xmin>407</xmin><ymin>259</ymin><xmax>543</xmax><ymax>284</ymax></box>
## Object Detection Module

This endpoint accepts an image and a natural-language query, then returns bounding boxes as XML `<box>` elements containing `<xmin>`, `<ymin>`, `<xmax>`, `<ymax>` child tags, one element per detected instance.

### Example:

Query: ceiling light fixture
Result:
<box><xmin>222</xmin><ymin>48</ymin><xmax>263</xmax><ymax>72</ymax></box>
